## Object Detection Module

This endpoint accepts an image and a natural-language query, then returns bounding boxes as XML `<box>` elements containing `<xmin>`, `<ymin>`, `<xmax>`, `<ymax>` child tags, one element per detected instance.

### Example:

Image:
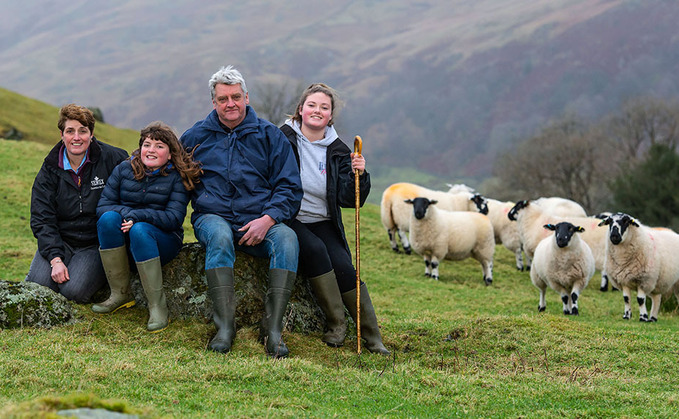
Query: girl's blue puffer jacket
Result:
<box><xmin>96</xmin><ymin>160</ymin><xmax>190</xmax><ymax>238</ymax></box>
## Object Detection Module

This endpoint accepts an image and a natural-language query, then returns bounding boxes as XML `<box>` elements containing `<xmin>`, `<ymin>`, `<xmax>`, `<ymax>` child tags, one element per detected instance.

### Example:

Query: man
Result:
<box><xmin>181</xmin><ymin>65</ymin><xmax>302</xmax><ymax>358</ymax></box>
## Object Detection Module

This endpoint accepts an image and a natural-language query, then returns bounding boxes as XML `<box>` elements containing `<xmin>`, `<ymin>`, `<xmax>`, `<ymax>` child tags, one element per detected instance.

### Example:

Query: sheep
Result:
<box><xmin>533</xmin><ymin>197</ymin><xmax>587</xmax><ymax>217</ymax></box>
<box><xmin>405</xmin><ymin>197</ymin><xmax>495</xmax><ymax>285</ymax></box>
<box><xmin>530</xmin><ymin>222</ymin><xmax>595</xmax><ymax>315</ymax></box>
<box><xmin>507</xmin><ymin>200</ymin><xmax>608</xmax><ymax>280</ymax></box>
<box><xmin>380</xmin><ymin>182</ymin><xmax>488</xmax><ymax>254</ymax></box>
<box><xmin>469</xmin><ymin>196</ymin><xmax>586</xmax><ymax>272</ymax></box>
<box><xmin>446</xmin><ymin>183</ymin><xmax>476</xmax><ymax>194</ymax></box>
<box><xmin>598</xmin><ymin>213</ymin><xmax>679</xmax><ymax>322</ymax></box>
<box><xmin>470</xmin><ymin>194</ymin><xmax>526</xmax><ymax>271</ymax></box>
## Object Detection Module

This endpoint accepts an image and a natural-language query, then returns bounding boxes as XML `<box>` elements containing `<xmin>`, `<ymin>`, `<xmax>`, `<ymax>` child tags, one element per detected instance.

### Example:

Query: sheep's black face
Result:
<box><xmin>601</xmin><ymin>212</ymin><xmax>639</xmax><ymax>245</ymax></box>
<box><xmin>407</xmin><ymin>197</ymin><xmax>433</xmax><ymax>220</ymax></box>
<box><xmin>544</xmin><ymin>222</ymin><xmax>584</xmax><ymax>248</ymax></box>
<box><xmin>508</xmin><ymin>200</ymin><xmax>529</xmax><ymax>221</ymax></box>
<box><xmin>471</xmin><ymin>194</ymin><xmax>489</xmax><ymax>215</ymax></box>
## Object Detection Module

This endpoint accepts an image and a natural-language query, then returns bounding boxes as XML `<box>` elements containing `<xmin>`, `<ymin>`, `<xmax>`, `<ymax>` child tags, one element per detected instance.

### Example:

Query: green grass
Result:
<box><xmin>3</xmin><ymin>139</ymin><xmax>679</xmax><ymax>418</ymax></box>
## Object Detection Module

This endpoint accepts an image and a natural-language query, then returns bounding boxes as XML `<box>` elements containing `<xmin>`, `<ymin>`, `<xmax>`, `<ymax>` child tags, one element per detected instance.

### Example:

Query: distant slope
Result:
<box><xmin>0</xmin><ymin>87</ymin><xmax>139</xmax><ymax>150</ymax></box>
<box><xmin>1</xmin><ymin>0</ymin><xmax>677</xmax><ymax>181</ymax></box>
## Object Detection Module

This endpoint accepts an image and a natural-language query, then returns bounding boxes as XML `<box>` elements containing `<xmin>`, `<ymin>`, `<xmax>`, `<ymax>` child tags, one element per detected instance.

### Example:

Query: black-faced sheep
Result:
<box><xmin>598</xmin><ymin>213</ymin><xmax>679</xmax><ymax>322</ymax></box>
<box><xmin>470</xmin><ymin>194</ymin><xmax>525</xmax><ymax>271</ymax></box>
<box><xmin>380</xmin><ymin>182</ymin><xmax>488</xmax><ymax>254</ymax></box>
<box><xmin>530</xmin><ymin>222</ymin><xmax>595</xmax><ymax>315</ymax></box>
<box><xmin>405</xmin><ymin>197</ymin><xmax>495</xmax><ymax>285</ymax></box>
<box><xmin>474</xmin><ymin>196</ymin><xmax>586</xmax><ymax>272</ymax></box>
<box><xmin>507</xmin><ymin>200</ymin><xmax>607</xmax><ymax>276</ymax></box>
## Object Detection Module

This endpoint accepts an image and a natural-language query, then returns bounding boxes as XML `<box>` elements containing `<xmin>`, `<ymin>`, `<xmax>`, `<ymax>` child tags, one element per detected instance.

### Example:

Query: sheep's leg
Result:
<box><xmin>515</xmin><ymin>249</ymin><xmax>523</xmax><ymax>271</ymax></box>
<box><xmin>524</xmin><ymin>251</ymin><xmax>532</xmax><ymax>271</ymax></box>
<box><xmin>423</xmin><ymin>257</ymin><xmax>431</xmax><ymax>277</ymax></box>
<box><xmin>397</xmin><ymin>229</ymin><xmax>412</xmax><ymax>255</ymax></box>
<box><xmin>622</xmin><ymin>287</ymin><xmax>632</xmax><ymax>320</ymax></box>
<box><xmin>570</xmin><ymin>289</ymin><xmax>580</xmax><ymax>316</ymax></box>
<box><xmin>600</xmin><ymin>274</ymin><xmax>609</xmax><ymax>292</ymax></box>
<box><xmin>387</xmin><ymin>229</ymin><xmax>400</xmax><ymax>253</ymax></box>
<box><xmin>481</xmin><ymin>260</ymin><xmax>493</xmax><ymax>286</ymax></box>
<box><xmin>648</xmin><ymin>293</ymin><xmax>662</xmax><ymax>322</ymax></box>
<box><xmin>561</xmin><ymin>293</ymin><xmax>571</xmax><ymax>315</ymax></box>
<box><xmin>537</xmin><ymin>287</ymin><xmax>546</xmax><ymax>312</ymax></box>
<box><xmin>430</xmin><ymin>256</ymin><xmax>440</xmax><ymax>280</ymax></box>
<box><xmin>637</xmin><ymin>288</ymin><xmax>649</xmax><ymax>322</ymax></box>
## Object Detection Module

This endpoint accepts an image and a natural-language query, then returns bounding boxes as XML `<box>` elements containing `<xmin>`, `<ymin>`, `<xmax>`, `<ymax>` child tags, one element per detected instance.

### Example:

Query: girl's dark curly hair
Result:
<box><xmin>130</xmin><ymin>122</ymin><xmax>202</xmax><ymax>190</ymax></box>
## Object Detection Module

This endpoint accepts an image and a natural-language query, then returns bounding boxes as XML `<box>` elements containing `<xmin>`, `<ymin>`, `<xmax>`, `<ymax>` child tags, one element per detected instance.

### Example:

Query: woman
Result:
<box><xmin>94</xmin><ymin>122</ymin><xmax>201</xmax><ymax>333</ymax></box>
<box><xmin>26</xmin><ymin>104</ymin><xmax>128</xmax><ymax>303</ymax></box>
<box><xmin>281</xmin><ymin>83</ymin><xmax>389</xmax><ymax>354</ymax></box>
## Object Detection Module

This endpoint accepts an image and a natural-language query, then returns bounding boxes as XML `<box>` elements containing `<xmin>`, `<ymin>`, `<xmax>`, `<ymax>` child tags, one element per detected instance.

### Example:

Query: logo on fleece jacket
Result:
<box><xmin>91</xmin><ymin>176</ymin><xmax>106</xmax><ymax>189</ymax></box>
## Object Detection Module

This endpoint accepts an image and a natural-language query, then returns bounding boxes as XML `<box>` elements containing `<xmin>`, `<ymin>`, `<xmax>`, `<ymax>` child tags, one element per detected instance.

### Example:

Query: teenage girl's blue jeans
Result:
<box><xmin>97</xmin><ymin>211</ymin><xmax>183</xmax><ymax>264</ymax></box>
<box><xmin>192</xmin><ymin>213</ymin><xmax>298</xmax><ymax>272</ymax></box>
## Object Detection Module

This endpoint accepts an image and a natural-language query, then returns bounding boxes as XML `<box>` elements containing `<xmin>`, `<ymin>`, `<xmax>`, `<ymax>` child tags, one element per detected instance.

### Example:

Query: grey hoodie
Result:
<box><xmin>285</xmin><ymin>119</ymin><xmax>339</xmax><ymax>223</ymax></box>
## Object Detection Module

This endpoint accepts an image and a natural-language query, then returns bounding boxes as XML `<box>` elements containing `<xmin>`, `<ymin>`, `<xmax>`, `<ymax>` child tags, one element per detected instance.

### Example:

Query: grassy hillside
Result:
<box><xmin>3</xmin><ymin>139</ymin><xmax>679</xmax><ymax>417</ymax></box>
<box><xmin>0</xmin><ymin>88</ymin><xmax>141</xmax><ymax>280</ymax></box>
<box><xmin>6</xmin><ymin>0</ymin><xmax>679</xmax><ymax>183</ymax></box>
<box><xmin>0</xmin><ymin>87</ymin><xmax>139</xmax><ymax>149</ymax></box>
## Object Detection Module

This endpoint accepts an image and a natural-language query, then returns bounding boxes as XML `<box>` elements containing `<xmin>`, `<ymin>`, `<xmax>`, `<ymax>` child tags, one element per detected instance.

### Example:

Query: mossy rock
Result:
<box><xmin>122</xmin><ymin>243</ymin><xmax>324</xmax><ymax>334</ymax></box>
<box><xmin>0</xmin><ymin>280</ymin><xmax>76</xmax><ymax>329</ymax></box>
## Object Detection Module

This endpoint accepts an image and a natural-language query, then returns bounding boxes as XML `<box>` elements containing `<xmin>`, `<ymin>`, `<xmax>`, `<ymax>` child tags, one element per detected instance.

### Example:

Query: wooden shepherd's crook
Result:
<box><xmin>354</xmin><ymin>135</ymin><xmax>363</xmax><ymax>354</ymax></box>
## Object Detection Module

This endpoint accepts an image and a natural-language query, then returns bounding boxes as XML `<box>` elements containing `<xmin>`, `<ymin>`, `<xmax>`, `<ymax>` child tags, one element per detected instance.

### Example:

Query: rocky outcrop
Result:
<box><xmin>125</xmin><ymin>243</ymin><xmax>324</xmax><ymax>333</ymax></box>
<box><xmin>1</xmin><ymin>243</ymin><xmax>326</xmax><ymax>333</ymax></box>
<box><xmin>0</xmin><ymin>280</ymin><xmax>76</xmax><ymax>329</ymax></box>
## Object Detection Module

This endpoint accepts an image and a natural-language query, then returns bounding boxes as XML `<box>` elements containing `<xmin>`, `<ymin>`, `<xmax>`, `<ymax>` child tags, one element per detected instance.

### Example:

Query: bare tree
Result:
<box><xmin>250</xmin><ymin>78</ymin><xmax>306</xmax><ymax>126</ymax></box>
<box><xmin>603</xmin><ymin>96</ymin><xmax>679</xmax><ymax>165</ymax></box>
<box><xmin>490</xmin><ymin>115</ymin><xmax>617</xmax><ymax>213</ymax></box>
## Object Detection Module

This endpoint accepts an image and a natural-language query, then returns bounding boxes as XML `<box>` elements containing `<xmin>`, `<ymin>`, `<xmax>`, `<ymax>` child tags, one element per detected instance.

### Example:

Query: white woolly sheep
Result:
<box><xmin>446</xmin><ymin>183</ymin><xmax>476</xmax><ymax>194</ymax></box>
<box><xmin>598</xmin><ymin>213</ymin><xmax>679</xmax><ymax>322</ymax></box>
<box><xmin>507</xmin><ymin>200</ymin><xmax>608</xmax><ymax>278</ymax></box>
<box><xmin>470</xmin><ymin>194</ymin><xmax>525</xmax><ymax>271</ymax></box>
<box><xmin>533</xmin><ymin>197</ymin><xmax>588</xmax><ymax>217</ymax></box>
<box><xmin>474</xmin><ymin>196</ymin><xmax>587</xmax><ymax>272</ymax></box>
<box><xmin>380</xmin><ymin>182</ymin><xmax>488</xmax><ymax>254</ymax></box>
<box><xmin>530</xmin><ymin>222</ymin><xmax>595</xmax><ymax>315</ymax></box>
<box><xmin>405</xmin><ymin>197</ymin><xmax>495</xmax><ymax>285</ymax></box>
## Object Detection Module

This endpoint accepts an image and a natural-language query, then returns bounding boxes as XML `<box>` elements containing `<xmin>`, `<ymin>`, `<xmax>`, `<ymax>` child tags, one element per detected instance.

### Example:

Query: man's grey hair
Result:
<box><xmin>209</xmin><ymin>65</ymin><xmax>248</xmax><ymax>100</ymax></box>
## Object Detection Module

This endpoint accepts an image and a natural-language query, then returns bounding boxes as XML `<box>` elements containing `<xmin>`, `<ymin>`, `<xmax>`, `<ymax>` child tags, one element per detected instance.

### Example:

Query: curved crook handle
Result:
<box><xmin>354</xmin><ymin>135</ymin><xmax>363</xmax><ymax>157</ymax></box>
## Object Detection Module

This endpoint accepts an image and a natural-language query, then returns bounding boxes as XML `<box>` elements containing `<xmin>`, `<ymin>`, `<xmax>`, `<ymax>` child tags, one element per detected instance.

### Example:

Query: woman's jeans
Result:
<box><xmin>25</xmin><ymin>243</ymin><xmax>106</xmax><ymax>303</ymax></box>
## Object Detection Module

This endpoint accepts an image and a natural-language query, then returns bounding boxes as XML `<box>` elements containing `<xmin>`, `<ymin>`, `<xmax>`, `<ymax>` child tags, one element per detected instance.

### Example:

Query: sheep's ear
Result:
<box><xmin>598</xmin><ymin>218</ymin><xmax>611</xmax><ymax>227</ymax></box>
<box><xmin>576</xmin><ymin>226</ymin><xmax>586</xmax><ymax>233</ymax></box>
<box><xmin>404</xmin><ymin>199</ymin><xmax>414</xmax><ymax>205</ymax></box>
<box><xmin>430</xmin><ymin>200</ymin><xmax>438</xmax><ymax>205</ymax></box>
<box><xmin>543</xmin><ymin>224</ymin><xmax>556</xmax><ymax>231</ymax></box>
<box><xmin>631</xmin><ymin>218</ymin><xmax>640</xmax><ymax>227</ymax></box>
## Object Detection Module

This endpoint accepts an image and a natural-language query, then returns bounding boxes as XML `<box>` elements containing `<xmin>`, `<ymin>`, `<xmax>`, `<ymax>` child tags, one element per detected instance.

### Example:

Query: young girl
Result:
<box><xmin>281</xmin><ymin>83</ymin><xmax>389</xmax><ymax>354</ymax></box>
<box><xmin>94</xmin><ymin>122</ymin><xmax>201</xmax><ymax>332</ymax></box>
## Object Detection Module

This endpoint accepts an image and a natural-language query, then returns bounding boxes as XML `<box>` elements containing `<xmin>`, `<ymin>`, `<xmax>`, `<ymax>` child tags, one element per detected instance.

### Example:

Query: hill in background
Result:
<box><xmin>0</xmin><ymin>87</ymin><xmax>139</xmax><ymax>150</ymax></box>
<box><xmin>1</xmin><ymin>0</ymin><xmax>678</xmax><ymax>184</ymax></box>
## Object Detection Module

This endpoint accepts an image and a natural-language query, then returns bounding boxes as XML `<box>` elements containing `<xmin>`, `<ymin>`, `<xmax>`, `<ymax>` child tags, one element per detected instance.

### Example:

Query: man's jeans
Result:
<box><xmin>193</xmin><ymin>214</ymin><xmax>299</xmax><ymax>272</ymax></box>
